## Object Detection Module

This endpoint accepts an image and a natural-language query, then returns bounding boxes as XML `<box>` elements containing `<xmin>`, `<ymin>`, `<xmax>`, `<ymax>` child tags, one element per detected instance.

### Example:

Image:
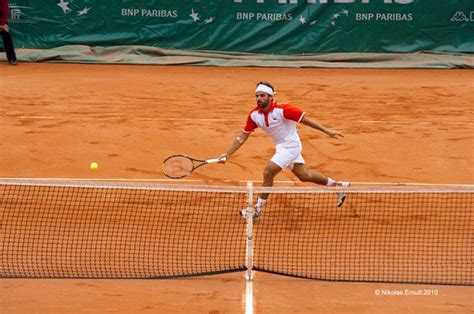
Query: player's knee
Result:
<box><xmin>263</xmin><ymin>168</ymin><xmax>273</xmax><ymax>180</ymax></box>
<box><xmin>298</xmin><ymin>173</ymin><xmax>312</xmax><ymax>182</ymax></box>
<box><xmin>263</xmin><ymin>167</ymin><xmax>277</xmax><ymax>181</ymax></box>
<box><xmin>294</xmin><ymin>169</ymin><xmax>312</xmax><ymax>182</ymax></box>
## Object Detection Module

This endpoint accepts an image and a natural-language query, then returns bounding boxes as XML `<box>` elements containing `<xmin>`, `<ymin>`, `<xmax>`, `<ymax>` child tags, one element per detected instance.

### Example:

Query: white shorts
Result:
<box><xmin>271</xmin><ymin>143</ymin><xmax>305</xmax><ymax>170</ymax></box>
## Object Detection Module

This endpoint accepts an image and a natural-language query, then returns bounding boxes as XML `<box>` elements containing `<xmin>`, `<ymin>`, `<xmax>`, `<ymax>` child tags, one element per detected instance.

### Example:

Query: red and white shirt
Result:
<box><xmin>243</xmin><ymin>103</ymin><xmax>305</xmax><ymax>146</ymax></box>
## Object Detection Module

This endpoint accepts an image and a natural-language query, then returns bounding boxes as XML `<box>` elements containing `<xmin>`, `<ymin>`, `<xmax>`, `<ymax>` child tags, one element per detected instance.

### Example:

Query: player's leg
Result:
<box><xmin>1</xmin><ymin>29</ymin><xmax>17</xmax><ymax>65</ymax></box>
<box><xmin>292</xmin><ymin>163</ymin><xmax>349</xmax><ymax>187</ymax></box>
<box><xmin>292</xmin><ymin>163</ymin><xmax>350</xmax><ymax>207</ymax></box>
<box><xmin>260</xmin><ymin>160</ymin><xmax>282</xmax><ymax>197</ymax></box>
<box><xmin>255</xmin><ymin>161</ymin><xmax>282</xmax><ymax>217</ymax></box>
<box><xmin>240</xmin><ymin>161</ymin><xmax>282</xmax><ymax>219</ymax></box>
<box><xmin>291</xmin><ymin>163</ymin><xmax>328</xmax><ymax>185</ymax></box>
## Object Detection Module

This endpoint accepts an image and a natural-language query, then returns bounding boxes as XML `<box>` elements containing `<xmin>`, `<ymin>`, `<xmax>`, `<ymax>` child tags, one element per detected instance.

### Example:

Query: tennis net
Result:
<box><xmin>0</xmin><ymin>179</ymin><xmax>472</xmax><ymax>285</ymax></box>
<box><xmin>253</xmin><ymin>185</ymin><xmax>473</xmax><ymax>285</ymax></box>
<box><xmin>0</xmin><ymin>180</ymin><xmax>247</xmax><ymax>278</ymax></box>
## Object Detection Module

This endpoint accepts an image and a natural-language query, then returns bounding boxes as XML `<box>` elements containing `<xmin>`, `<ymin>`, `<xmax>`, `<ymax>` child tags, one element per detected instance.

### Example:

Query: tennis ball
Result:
<box><xmin>90</xmin><ymin>162</ymin><xmax>98</xmax><ymax>170</ymax></box>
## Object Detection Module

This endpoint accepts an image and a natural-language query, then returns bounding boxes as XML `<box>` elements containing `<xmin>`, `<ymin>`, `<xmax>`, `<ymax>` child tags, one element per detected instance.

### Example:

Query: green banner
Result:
<box><xmin>7</xmin><ymin>1</ymin><xmax>474</xmax><ymax>54</ymax></box>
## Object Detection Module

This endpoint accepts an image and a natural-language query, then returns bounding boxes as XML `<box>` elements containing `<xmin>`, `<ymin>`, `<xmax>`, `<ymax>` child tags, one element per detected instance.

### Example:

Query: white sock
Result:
<box><xmin>255</xmin><ymin>197</ymin><xmax>266</xmax><ymax>210</ymax></box>
<box><xmin>326</xmin><ymin>178</ymin><xmax>336</xmax><ymax>187</ymax></box>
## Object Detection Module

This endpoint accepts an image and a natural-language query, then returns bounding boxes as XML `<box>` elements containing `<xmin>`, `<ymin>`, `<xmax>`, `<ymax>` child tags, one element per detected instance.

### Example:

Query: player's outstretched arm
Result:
<box><xmin>301</xmin><ymin>116</ymin><xmax>343</xmax><ymax>138</ymax></box>
<box><xmin>219</xmin><ymin>132</ymin><xmax>250</xmax><ymax>161</ymax></box>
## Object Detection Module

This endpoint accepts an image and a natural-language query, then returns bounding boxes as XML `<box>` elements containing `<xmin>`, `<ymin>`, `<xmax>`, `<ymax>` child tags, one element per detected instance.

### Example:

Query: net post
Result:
<box><xmin>246</xmin><ymin>181</ymin><xmax>254</xmax><ymax>281</ymax></box>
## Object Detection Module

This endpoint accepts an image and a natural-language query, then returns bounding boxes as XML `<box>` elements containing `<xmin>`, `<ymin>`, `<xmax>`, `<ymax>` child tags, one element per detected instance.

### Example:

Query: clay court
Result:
<box><xmin>0</xmin><ymin>64</ymin><xmax>473</xmax><ymax>313</ymax></box>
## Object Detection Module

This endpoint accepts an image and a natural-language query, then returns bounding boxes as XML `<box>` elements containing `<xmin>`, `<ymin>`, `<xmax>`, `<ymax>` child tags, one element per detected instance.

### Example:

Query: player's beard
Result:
<box><xmin>257</xmin><ymin>98</ymin><xmax>270</xmax><ymax>110</ymax></box>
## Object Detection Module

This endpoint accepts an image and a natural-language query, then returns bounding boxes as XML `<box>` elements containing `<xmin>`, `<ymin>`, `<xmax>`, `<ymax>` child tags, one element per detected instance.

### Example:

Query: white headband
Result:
<box><xmin>255</xmin><ymin>84</ymin><xmax>274</xmax><ymax>96</ymax></box>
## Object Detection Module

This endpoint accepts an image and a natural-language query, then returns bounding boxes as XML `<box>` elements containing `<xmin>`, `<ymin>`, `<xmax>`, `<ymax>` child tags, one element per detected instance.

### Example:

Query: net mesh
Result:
<box><xmin>0</xmin><ymin>181</ymin><xmax>247</xmax><ymax>278</ymax></box>
<box><xmin>253</xmin><ymin>187</ymin><xmax>473</xmax><ymax>285</ymax></box>
<box><xmin>0</xmin><ymin>180</ymin><xmax>472</xmax><ymax>285</ymax></box>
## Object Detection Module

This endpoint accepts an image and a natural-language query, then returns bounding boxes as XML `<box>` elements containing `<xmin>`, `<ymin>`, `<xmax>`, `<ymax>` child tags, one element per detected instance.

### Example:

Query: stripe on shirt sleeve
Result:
<box><xmin>298</xmin><ymin>111</ymin><xmax>305</xmax><ymax>123</ymax></box>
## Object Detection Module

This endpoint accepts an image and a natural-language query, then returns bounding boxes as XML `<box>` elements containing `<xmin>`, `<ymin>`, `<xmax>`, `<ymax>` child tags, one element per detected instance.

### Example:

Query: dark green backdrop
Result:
<box><xmin>7</xmin><ymin>0</ymin><xmax>474</xmax><ymax>54</ymax></box>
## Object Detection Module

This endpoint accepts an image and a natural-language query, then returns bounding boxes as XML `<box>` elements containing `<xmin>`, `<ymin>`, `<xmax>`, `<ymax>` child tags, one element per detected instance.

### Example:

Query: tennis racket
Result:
<box><xmin>162</xmin><ymin>155</ymin><xmax>226</xmax><ymax>179</ymax></box>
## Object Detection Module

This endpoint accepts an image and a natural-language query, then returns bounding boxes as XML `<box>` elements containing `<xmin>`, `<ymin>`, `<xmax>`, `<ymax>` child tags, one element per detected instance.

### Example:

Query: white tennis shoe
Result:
<box><xmin>240</xmin><ymin>207</ymin><xmax>262</xmax><ymax>219</ymax></box>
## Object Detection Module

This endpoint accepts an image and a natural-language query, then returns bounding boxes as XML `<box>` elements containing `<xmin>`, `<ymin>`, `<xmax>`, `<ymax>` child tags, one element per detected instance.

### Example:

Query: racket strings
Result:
<box><xmin>163</xmin><ymin>156</ymin><xmax>194</xmax><ymax>178</ymax></box>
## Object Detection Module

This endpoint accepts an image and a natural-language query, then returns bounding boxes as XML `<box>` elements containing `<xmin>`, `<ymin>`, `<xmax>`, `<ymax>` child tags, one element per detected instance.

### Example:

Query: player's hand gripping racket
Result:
<box><xmin>162</xmin><ymin>155</ymin><xmax>226</xmax><ymax>179</ymax></box>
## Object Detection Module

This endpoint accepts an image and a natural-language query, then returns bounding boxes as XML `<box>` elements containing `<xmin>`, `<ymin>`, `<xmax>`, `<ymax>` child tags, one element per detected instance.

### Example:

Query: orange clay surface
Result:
<box><xmin>1</xmin><ymin>64</ymin><xmax>473</xmax><ymax>313</ymax></box>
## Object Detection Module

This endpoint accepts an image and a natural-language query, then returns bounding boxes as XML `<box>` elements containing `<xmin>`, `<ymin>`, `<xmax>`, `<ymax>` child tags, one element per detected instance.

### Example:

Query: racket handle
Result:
<box><xmin>207</xmin><ymin>157</ymin><xmax>227</xmax><ymax>164</ymax></box>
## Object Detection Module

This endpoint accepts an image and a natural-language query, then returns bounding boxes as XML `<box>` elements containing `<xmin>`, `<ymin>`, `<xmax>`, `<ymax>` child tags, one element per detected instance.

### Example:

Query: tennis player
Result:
<box><xmin>219</xmin><ymin>81</ymin><xmax>350</xmax><ymax>218</ymax></box>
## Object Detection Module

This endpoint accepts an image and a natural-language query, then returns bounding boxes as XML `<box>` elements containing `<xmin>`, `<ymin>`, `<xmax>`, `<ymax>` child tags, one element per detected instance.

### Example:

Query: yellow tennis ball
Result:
<box><xmin>90</xmin><ymin>162</ymin><xmax>98</xmax><ymax>170</ymax></box>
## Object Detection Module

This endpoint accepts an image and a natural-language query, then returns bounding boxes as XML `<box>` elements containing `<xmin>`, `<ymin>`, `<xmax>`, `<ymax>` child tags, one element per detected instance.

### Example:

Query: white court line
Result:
<box><xmin>18</xmin><ymin>116</ymin><xmax>58</xmax><ymax>119</ymax></box>
<box><xmin>349</xmin><ymin>181</ymin><xmax>474</xmax><ymax>187</ymax></box>
<box><xmin>9</xmin><ymin>116</ymin><xmax>474</xmax><ymax>126</ymax></box>
<box><xmin>356</xmin><ymin>120</ymin><xmax>474</xmax><ymax>125</ymax></box>
<box><xmin>0</xmin><ymin>177</ymin><xmax>204</xmax><ymax>183</ymax></box>
<box><xmin>135</xmin><ymin>117</ymin><xmax>238</xmax><ymax>121</ymax></box>
<box><xmin>1</xmin><ymin>178</ymin><xmax>473</xmax><ymax>187</ymax></box>
<box><xmin>14</xmin><ymin>116</ymin><xmax>242</xmax><ymax>122</ymax></box>
<box><xmin>245</xmin><ymin>276</ymin><xmax>253</xmax><ymax>314</ymax></box>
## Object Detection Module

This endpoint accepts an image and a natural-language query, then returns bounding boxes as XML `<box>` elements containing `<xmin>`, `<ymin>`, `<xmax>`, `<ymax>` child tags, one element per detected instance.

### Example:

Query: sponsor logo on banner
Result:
<box><xmin>450</xmin><ymin>11</ymin><xmax>474</xmax><ymax>22</ymax></box>
<box><xmin>236</xmin><ymin>12</ymin><xmax>293</xmax><ymax>21</ymax></box>
<box><xmin>120</xmin><ymin>7</ymin><xmax>217</xmax><ymax>24</ymax></box>
<box><xmin>9</xmin><ymin>3</ymin><xmax>36</xmax><ymax>24</ymax></box>
<box><xmin>121</xmin><ymin>8</ymin><xmax>178</xmax><ymax>19</ymax></box>
<box><xmin>55</xmin><ymin>0</ymin><xmax>92</xmax><ymax>18</ymax></box>
<box><xmin>234</xmin><ymin>1</ymin><xmax>415</xmax><ymax>25</ymax></box>
<box><xmin>354</xmin><ymin>12</ymin><xmax>413</xmax><ymax>22</ymax></box>
<box><xmin>54</xmin><ymin>1</ymin><xmax>187</xmax><ymax>22</ymax></box>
